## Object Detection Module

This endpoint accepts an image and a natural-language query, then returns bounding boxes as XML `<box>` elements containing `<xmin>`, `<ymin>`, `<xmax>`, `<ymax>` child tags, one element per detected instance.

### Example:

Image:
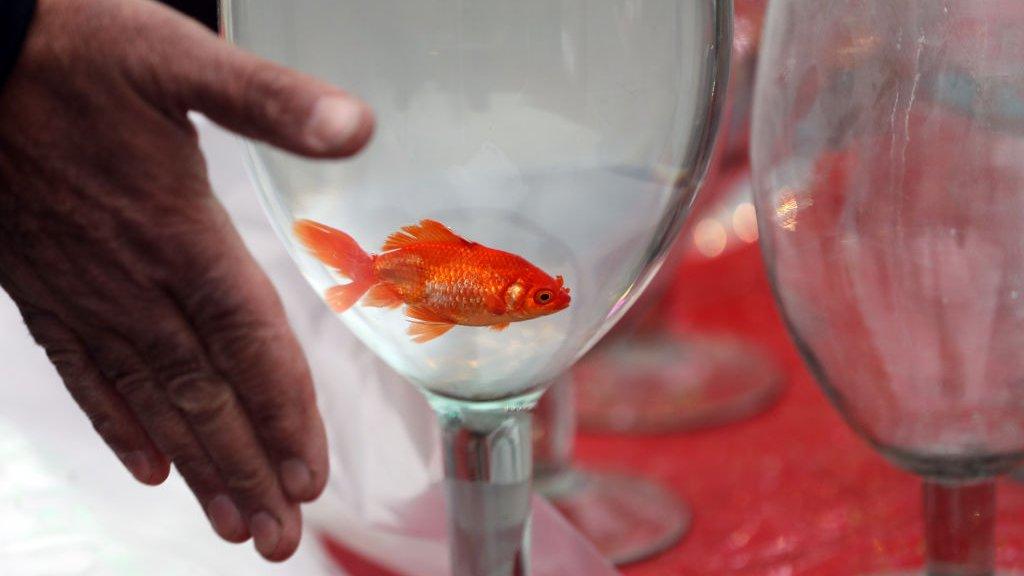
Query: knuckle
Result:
<box><xmin>250</xmin><ymin>394</ymin><xmax>310</xmax><ymax>438</ymax></box>
<box><xmin>153</xmin><ymin>425</ymin><xmax>202</xmax><ymax>461</ymax></box>
<box><xmin>224</xmin><ymin>465</ymin><xmax>275</xmax><ymax>499</ymax></box>
<box><xmin>179</xmin><ymin>270</ymin><xmax>232</xmax><ymax>315</ymax></box>
<box><xmin>92</xmin><ymin>344</ymin><xmax>147</xmax><ymax>388</ymax></box>
<box><xmin>173</xmin><ymin>452</ymin><xmax>219</xmax><ymax>484</ymax></box>
<box><xmin>137</xmin><ymin>332</ymin><xmax>234</xmax><ymax>422</ymax></box>
<box><xmin>18</xmin><ymin>311</ymin><xmax>88</xmax><ymax>377</ymax></box>
<box><xmin>165</xmin><ymin>371</ymin><xmax>233</xmax><ymax>421</ymax></box>
<box><xmin>112</xmin><ymin>370</ymin><xmax>154</xmax><ymax>401</ymax></box>
<box><xmin>240</xmin><ymin>62</ymin><xmax>294</xmax><ymax>122</ymax></box>
<box><xmin>88</xmin><ymin>410</ymin><xmax>129</xmax><ymax>444</ymax></box>
<box><xmin>89</xmin><ymin>345</ymin><xmax>162</xmax><ymax>410</ymax></box>
<box><xmin>205</xmin><ymin>320</ymin><xmax>274</xmax><ymax>371</ymax></box>
<box><xmin>138</xmin><ymin>327</ymin><xmax>200</xmax><ymax>370</ymax></box>
<box><xmin>200</xmin><ymin>323</ymin><xmax>310</xmax><ymax>405</ymax></box>
<box><xmin>45</xmin><ymin>346</ymin><xmax>81</xmax><ymax>371</ymax></box>
<box><xmin>19</xmin><ymin>308</ymin><xmax>62</xmax><ymax>341</ymax></box>
<box><xmin>46</xmin><ymin>347</ymin><xmax>90</xmax><ymax>383</ymax></box>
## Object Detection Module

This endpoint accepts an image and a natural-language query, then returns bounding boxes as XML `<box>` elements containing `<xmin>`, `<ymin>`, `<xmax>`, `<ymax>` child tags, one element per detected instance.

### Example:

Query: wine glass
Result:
<box><xmin>752</xmin><ymin>1</ymin><xmax>1024</xmax><ymax>573</ymax></box>
<box><xmin>532</xmin><ymin>373</ymin><xmax>690</xmax><ymax>566</ymax></box>
<box><xmin>548</xmin><ymin>21</ymin><xmax>780</xmax><ymax>563</ymax></box>
<box><xmin>574</xmin><ymin>0</ymin><xmax>782</xmax><ymax>434</ymax></box>
<box><xmin>533</xmin><ymin>168</ymin><xmax>776</xmax><ymax>567</ymax></box>
<box><xmin>221</xmin><ymin>2</ymin><xmax>731</xmax><ymax>575</ymax></box>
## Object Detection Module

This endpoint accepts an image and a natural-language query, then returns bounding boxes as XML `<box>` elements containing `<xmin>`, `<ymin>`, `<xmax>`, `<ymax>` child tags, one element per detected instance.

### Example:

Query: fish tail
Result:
<box><xmin>293</xmin><ymin>219</ymin><xmax>375</xmax><ymax>313</ymax></box>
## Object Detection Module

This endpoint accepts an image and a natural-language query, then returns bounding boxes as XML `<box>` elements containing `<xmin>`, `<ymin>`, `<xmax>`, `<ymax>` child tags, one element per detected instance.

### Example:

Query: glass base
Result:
<box><xmin>534</xmin><ymin>469</ymin><xmax>690</xmax><ymax>566</ymax></box>
<box><xmin>575</xmin><ymin>334</ymin><xmax>783</xmax><ymax>433</ymax></box>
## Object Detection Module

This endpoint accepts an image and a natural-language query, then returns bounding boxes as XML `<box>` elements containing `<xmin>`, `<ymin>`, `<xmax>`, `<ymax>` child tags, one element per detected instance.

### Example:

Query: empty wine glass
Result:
<box><xmin>752</xmin><ymin>1</ymin><xmax>1024</xmax><ymax>574</ymax></box>
<box><xmin>222</xmin><ymin>2</ymin><xmax>730</xmax><ymax>574</ymax></box>
<box><xmin>575</xmin><ymin>0</ymin><xmax>781</xmax><ymax>434</ymax></box>
<box><xmin>532</xmin><ymin>374</ymin><xmax>690</xmax><ymax>566</ymax></box>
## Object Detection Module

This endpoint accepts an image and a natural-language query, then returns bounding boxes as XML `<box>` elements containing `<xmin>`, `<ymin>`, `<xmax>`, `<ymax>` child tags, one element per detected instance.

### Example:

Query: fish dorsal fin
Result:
<box><xmin>382</xmin><ymin>219</ymin><xmax>470</xmax><ymax>251</ymax></box>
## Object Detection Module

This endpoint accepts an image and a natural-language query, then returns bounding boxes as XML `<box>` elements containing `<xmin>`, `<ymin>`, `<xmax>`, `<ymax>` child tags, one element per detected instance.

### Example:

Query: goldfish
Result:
<box><xmin>293</xmin><ymin>218</ymin><xmax>571</xmax><ymax>343</ymax></box>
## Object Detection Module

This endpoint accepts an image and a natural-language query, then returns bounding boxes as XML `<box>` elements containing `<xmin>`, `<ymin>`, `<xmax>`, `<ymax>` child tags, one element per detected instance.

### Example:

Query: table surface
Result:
<box><xmin>575</xmin><ymin>241</ymin><xmax>1024</xmax><ymax>576</ymax></box>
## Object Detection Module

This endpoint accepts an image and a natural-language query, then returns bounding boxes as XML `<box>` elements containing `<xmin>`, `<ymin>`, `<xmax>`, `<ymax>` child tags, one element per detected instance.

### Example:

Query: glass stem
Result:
<box><xmin>532</xmin><ymin>376</ymin><xmax>576</xmax><ymax>488</ymax></box>
<box><xmin>923</xmin><ymin>478</ymin><xmax>996</xmax><ymax>576</ymax></box>
<box><xmin>436</xmin><ymin>401</ymin><xmax>535</xmax><ymax>576</ymax></box>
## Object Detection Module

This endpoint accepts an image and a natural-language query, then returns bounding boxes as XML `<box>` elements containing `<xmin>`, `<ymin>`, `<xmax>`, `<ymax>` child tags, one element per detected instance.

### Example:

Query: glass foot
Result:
<box><xmin>575</xmin><ymin>334</ymin><xmax>783</xmax><ymax>433</ymax></box>
<box><xmin>534</xmin><ymin>469</ymin><xmax>690</xmax><ymax>566</ymax></box>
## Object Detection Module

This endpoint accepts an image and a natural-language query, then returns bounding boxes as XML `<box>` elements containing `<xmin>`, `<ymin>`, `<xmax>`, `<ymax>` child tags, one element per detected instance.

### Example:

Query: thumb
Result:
<box><xmin>163</xmin><ymin>17</ymin><xmax>374</xmax><ymax>158</ymax></box>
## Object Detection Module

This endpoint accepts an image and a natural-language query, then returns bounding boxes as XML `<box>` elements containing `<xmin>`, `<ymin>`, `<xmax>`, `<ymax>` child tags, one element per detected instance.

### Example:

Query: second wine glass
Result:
<box><xmin>574</xmin><ymin>0</ymin><xmax>781</xmax><ymax>435</ymax></box>
<box><xmin>753</xmin><ymin>1</ymin><xmax>1024</xmax><ymax>573</ymax></box>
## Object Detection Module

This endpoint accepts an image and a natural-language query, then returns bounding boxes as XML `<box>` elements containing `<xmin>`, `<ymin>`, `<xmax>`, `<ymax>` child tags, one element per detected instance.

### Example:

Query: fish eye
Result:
<box><xmin>535</xmin><ymin>290</ymin><xmax>554</xmax><ymax>304</ymax></box>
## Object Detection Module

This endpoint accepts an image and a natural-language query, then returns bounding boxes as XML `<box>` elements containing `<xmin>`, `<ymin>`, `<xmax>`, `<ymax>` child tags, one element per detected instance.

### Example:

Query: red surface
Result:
<box><xmin>322</xmin><ymin>239</ymin><xmax>1024</xmax><ymax>576</ymax></box>
<box><xmin>322</xmin><ymin>535</ymin><xmax>405</xmax><ymax>576</ymax></box>
<box><xmin>576</xmin><ymin>242</ymin><xmax>1024</xmax><ymax>575</ymax></box>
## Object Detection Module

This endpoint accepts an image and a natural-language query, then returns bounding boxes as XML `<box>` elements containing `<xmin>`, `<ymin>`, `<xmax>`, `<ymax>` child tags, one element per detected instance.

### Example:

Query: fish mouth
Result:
<box><xmin>557</xmin><ymin>292</ymin><xmax>572</xmax><ymax>310</ymax></box>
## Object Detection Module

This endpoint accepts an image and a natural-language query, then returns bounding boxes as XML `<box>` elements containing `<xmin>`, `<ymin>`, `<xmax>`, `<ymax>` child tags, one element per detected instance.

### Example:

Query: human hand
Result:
<box><xmin>0</xmin><ymin>0</ymin><xmax>373</xmax><ymax>561</ymax></box>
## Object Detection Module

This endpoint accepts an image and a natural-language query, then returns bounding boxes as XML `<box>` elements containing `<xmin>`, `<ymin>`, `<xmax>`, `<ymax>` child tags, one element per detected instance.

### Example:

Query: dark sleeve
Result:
<box><xmin>0</xmin><ymin>0</ymin><xmax>36</xmax><ymax>91</ymax></box>
<box><xmin>0</xmin><ymin>0</ymin><xmax>216</xmax><ymax>93</ymax></box>
<box><xmin>159</xmin><ymin>0</ymin><xmax>218</xmax><ymax>32</ymax></box>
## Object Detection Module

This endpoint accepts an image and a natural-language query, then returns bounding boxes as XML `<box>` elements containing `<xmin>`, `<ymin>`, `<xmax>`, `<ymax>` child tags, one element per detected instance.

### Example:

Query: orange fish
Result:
<box><xmin>293</xmin><ymin>219</ymin><xmax>571</xmax><ymax>343</ymax></box>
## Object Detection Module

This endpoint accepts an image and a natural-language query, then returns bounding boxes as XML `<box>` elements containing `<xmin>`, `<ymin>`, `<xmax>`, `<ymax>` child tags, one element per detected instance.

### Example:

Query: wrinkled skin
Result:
<box><xmin>0</xmin><ymin>0</ymin><xmax>373</xmax><ymax>561</ymax></box>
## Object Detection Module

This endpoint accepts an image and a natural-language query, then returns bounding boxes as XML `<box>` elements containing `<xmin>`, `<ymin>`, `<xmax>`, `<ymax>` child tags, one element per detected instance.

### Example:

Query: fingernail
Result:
<box><xmin>280</xmin><ymin>459</ymin><xmax>313</xmax><ymax>500</ymax></box>
<box><xmin>305</xmin><ymin>96</ymin><xmax>364</xmax><ymax>151</ymax></box>
<box><xmin>206</xmin><ymin>495</ymin><xmax>246</xmax><ymax>541</ymax></box>
<box><xmin>251</xmin><ymin>512</ymin><xmax>281</xmax><ymax>558</ymax></box>
<box><xmin>119</xmin><ymin>451</ymin><xmax>152</xmax><ymax>483</ymax></box>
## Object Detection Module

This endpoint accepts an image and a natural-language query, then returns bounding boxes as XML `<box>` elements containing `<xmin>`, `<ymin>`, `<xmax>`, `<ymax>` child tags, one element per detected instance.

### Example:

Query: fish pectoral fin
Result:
<box><xmin>407</xmin><ymin>322</ymin><xmax>455</xmax><ymax>344</ymax></box>
<box><xmin>382</xmin><ymin>219</ymin><xmax>472</xmax><ymax>251</ymax></box>
<box><xmin>405</xmin><ymin>305</ymin><xmax>456</xmax><ymax>344</ymax></box>
<box><xmin>405</xmin><ymin>305</ymin><xmax>450</xmax><ymax>324</ymax></box>
<box><xmin>362</xmin><ymin>284</ymin><xmax>403</xmax><ymax>308</ymax></box>
<box><xmin>488</xmin><ymin>322</ymin><xmax>511</xmax><ymax>332</ymax></box>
